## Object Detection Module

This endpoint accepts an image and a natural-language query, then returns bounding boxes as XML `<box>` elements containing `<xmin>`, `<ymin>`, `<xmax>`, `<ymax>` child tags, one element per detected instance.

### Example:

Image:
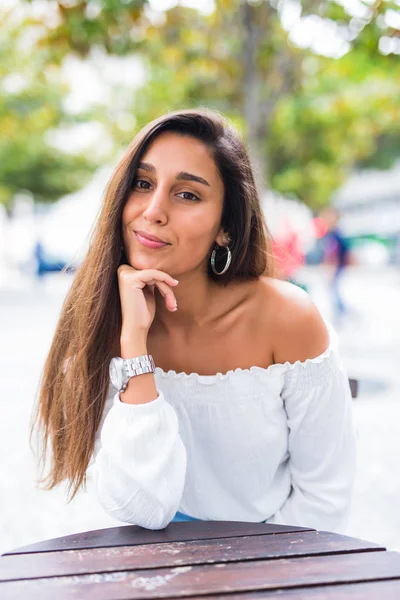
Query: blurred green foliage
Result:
<box><xmin>0</xmin><ymin>10</ymin><xmax>98</xmax><ymax>207</ymax></box>
<box><xmin>1</xmin><ymin>0</ymin><xmax>399</xmax><ymax>209</ymax></box>
<box><xmin>31</xmin><ymin>0</ymin><xmax>147</xmax><ymax>59</ymax></box>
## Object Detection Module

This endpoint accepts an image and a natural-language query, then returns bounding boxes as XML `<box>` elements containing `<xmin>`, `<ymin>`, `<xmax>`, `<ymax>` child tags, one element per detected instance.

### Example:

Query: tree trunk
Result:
<box><xmin>241</xmin><ymin>0</ymin><xmax>268</xmax><ymax>196</ymax></box>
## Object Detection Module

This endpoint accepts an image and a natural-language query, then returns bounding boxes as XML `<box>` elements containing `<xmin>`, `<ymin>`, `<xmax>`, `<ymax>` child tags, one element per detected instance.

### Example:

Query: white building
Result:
<box><xmin>332</xmin><ymin>162</ymin><xmax>400</xmax><ymax>237</ymax></box>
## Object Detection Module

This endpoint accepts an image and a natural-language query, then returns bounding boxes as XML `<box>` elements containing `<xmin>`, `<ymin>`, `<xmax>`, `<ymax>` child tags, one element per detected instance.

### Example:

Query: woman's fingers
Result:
<box><xmin>139</xmin><ymin>272</ymin><xmax>178</xmax><ymax>310</ymax></box>
<box><xmin>142</xmin><ymin>283</ymin><xmax>155</xmax><ymax>297</ymax></box>
<box><xmin>155</xmin><ymin>280</ymin><xmax>177</xmax><ymax>311</ymax></box>
<box><xmin>117</xmin><ymin>265</ymin><xmax>178</xmax><ymax>311</ymax></box>
<box><xmin>118</xmin><ymin>265</ymin><xmax>178</xmax><ymax>290</ymax></box>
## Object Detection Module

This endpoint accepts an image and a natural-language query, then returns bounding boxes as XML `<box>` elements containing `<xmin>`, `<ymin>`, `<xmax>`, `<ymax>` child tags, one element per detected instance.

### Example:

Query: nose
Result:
<box><xmin>142</xmin><ymin>185</ymin><xmax>168</xmax><ymax>225</ymax></box>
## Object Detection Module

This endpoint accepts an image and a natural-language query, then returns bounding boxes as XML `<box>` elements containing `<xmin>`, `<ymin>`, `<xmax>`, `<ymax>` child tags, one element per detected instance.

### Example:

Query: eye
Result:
<box><xmin>178</xmin><ymin>191</ymin><xmax>201</xmax><ymax>202</ymax></box>
<box><xmin>133</xmin><ymin>178</ymin><xmax>151</xmax><ymax>190</ymax></box>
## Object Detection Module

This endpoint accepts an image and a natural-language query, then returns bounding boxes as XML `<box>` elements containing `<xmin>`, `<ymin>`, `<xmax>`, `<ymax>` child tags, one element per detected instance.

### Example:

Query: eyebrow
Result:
<box><xmin>137</xmin><ymin>162</ymin><xmax>211</xmax><ymax>187</ymax></box>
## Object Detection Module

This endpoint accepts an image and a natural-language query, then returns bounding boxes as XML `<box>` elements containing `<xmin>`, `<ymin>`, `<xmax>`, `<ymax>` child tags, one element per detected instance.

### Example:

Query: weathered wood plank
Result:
<box><xmin>2</xmin><ymin>550</ymin><xmax>400</xmax><ymax>600</ymax></box>
<box><xmin>189</xmin><ymin>579</ymin><xmax>400</xmax><ymax>599</ymax></box>
<box><xmin>3</xmin><ymin>522</ymin><xmax>313</xmax><ymax>556</ymax></box>
<box><xmin>0</xmin><ymin>531</ymin><xmax>384</xmax><ymax>582</ymax></box>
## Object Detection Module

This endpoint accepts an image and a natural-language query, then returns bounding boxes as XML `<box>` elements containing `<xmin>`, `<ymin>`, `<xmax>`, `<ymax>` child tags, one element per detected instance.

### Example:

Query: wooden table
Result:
<box><xmin>2</xmin><ymin>521</ymin><xmax>400</xmax><ymax>599</ymax></box>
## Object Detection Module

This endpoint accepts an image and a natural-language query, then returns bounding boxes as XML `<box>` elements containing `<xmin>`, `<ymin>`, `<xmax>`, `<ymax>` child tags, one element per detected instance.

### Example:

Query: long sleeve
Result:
<box><xmin>266</xmin><ymin>342</ymin><xmax>357</xmax><ymax>533</ymax></box>
<box><xmin>86</xmin><ymin>384</ymin><xmax>187</xmax><ymax>530</ymax></box>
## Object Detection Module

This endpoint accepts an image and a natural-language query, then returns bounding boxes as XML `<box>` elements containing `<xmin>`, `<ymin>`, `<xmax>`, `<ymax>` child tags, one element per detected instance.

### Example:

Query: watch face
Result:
<box><xmin>109</xmin><ymin>358</ymin><xmax>124</xmax><ymax>390</ymax></box>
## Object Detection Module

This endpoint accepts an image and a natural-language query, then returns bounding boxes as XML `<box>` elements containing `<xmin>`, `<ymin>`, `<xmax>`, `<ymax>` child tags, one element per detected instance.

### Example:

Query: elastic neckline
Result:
<box><xmin>155</xmin><ymin>321</ymin><xmax>338</xmax><ymax>383</ymax></box>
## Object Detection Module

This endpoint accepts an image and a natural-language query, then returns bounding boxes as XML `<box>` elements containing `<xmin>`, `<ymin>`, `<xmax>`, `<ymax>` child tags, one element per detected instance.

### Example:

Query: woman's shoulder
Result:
<box><xmin>257</xmin><ymin>276</ymin><xmax>331</xmax><ymax>366</ymax></box>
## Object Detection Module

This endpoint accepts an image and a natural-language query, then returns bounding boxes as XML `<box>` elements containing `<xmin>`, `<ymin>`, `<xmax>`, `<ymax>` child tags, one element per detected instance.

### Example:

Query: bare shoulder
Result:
<box><xmin>258</xmin><ymin>276</ymin><xmax>330</xmax><ymax>365</ymax></box>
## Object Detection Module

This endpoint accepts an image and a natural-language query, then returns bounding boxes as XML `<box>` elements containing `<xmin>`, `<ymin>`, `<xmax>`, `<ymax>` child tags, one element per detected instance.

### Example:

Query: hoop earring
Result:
<box><xmin>211</xmin><ymin>244</ymin><xmax>232</xmax><ymax>276</ymax></box>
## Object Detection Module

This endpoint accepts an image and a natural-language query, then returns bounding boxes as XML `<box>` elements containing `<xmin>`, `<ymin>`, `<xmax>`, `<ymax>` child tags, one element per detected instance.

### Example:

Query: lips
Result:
<box><xmin>135</xmin><ymin>230</ymin><xmax>169</xmax><ymax>244</ymax></box>
<box><xmin>134</xmin><ymin>230</ymin><xmax>170</xmax><ymax>249</ymax></box>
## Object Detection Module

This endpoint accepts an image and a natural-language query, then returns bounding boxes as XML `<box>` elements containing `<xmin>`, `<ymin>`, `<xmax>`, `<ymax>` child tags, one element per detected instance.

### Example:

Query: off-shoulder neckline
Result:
<box><xmin>155</xmin><ymin>320</ymin><xmax>338</xmax><ymax>383</ymax></box>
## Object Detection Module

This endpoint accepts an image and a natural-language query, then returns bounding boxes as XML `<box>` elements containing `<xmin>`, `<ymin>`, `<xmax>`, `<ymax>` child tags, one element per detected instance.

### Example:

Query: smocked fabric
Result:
<box><xmin>87</xmin><ymin>322</ymin><xmax>357</xmax><ymax>532</ymax></box>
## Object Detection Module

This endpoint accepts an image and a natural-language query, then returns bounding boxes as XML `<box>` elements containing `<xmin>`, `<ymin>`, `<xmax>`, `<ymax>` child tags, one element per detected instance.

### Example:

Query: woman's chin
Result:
<box><xmin>127</xmin><ymin>254</ymin><xmax>166</xmax><ymax>272</ymax></box>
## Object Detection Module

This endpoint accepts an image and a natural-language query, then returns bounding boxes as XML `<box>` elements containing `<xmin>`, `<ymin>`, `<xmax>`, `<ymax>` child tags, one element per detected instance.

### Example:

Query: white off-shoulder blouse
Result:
<box><xmin>87</xmin><ymin>322</ymin><xmax>357</xmax><ymax>532</ymax></box>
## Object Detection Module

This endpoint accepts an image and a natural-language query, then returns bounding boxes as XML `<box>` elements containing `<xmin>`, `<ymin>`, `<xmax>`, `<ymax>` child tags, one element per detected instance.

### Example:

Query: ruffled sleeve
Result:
<box><xmin>266</xmin><ymin>325</ymin><xmax>357</xmax><ymax>532</ymax></box>
<box><xmin>86</xmin><ymin>385</ymin><xmax>187</xmax><ymax>530</ymax></box>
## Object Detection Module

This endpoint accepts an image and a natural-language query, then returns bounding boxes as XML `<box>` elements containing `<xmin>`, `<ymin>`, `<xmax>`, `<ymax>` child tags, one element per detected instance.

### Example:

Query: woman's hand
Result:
<box><xmin>117</xmin><ymin>265</ymin><xmax>179</xmax><ymax>341</ymax></box>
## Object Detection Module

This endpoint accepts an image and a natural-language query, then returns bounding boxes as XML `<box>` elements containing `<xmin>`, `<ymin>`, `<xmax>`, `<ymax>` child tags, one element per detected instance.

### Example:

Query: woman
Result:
<box><xmin>31</xmin><ymin>108</ymin><xmax>356</xmax><ymax>532</ymax></box>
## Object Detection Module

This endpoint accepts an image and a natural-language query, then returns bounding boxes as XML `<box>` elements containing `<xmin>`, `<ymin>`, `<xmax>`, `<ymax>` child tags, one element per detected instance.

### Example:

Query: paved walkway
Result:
<box><xmin>300</xmin><ymin>265</ymin><xmax>400</xmax><ymax>551</ymax></box>
<box><xmin>1</xmin><ymin>266</ymin><xmax>399</xmax><ymax>554</ymax></box>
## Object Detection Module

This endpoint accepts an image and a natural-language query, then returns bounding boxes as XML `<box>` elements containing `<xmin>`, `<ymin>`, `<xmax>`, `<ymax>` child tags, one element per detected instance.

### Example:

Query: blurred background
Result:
<box><xmin>1</xmin><ymin>0</ymin><xmax>400</xmax><ymax>555</ymax></box>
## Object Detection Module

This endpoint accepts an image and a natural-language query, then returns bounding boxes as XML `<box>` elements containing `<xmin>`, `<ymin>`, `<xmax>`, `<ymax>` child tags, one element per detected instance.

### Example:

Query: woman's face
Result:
<box><xmin>121</xmin><ymin>131</ymin><xmax>227</xmax><ymax>277</ymax></box>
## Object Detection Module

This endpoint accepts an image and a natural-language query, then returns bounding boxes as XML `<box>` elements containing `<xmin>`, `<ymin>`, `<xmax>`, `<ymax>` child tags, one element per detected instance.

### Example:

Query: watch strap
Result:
<box><xmin>121</xmin><ymin>355</ymin><xmax>155</xmax><ymax>392</ymax></box>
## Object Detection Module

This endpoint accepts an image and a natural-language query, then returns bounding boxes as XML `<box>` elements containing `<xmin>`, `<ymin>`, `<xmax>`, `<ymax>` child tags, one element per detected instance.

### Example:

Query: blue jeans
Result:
<box><xmin>331</xmin><ymin>266</ymin><xmax>346</xmax><ymax>317</ymax></box>
<box><xmin>172</xmin><ymin>511</ymin><xmax>200</xmax><ymax>522</ymax></box>
<box><xmin>172</xmin><ymin>511</ymin><xmax>266</xmax><ymax>523</ymax></box>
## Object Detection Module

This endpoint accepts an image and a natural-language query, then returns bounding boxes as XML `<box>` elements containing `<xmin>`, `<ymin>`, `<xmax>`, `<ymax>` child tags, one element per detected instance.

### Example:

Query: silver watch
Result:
<box><xmin>109</xmin><ymin>355</ymin><xmax>156</xmax><ymax>392</ymax></box>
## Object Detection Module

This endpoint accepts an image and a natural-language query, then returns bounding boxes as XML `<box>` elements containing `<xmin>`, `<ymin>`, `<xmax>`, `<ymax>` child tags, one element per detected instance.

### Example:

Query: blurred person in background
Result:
<box><xmin>34</xmin><ymin>240</ymin><xmax>72</xmax><ymax>279</ymax></box>
<box><xmin>392</xmin><ymin>230</ymin><xmax>400</xmax><ymax>270</ymax></box>
<box><xmin>31</xmin><ymin>109</ymin><xmax>356</xmax><ymax>533</ymax></box>
<box><xmin>320</xmin><ymin>207</ymin><xmax>353</xmax><ymax>324</ymax></box>
<box><xmin>271</xmin><ymin>216</ymin><xmax>307</xmax><ymax>292</ymax></box>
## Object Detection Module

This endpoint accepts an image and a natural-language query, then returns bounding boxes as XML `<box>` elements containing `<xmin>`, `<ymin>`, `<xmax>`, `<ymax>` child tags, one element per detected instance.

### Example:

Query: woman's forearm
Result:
<box><xmin>90</xmin><ymin>388</ymin><xmax>187</xmax><ymax>529</ymax></box>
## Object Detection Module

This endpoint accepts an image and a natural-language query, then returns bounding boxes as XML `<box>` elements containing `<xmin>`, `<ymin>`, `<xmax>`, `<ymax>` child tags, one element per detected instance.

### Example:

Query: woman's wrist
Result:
<box><xmin>120</xmin><ymin>331</ymin><xmax>148</xmax><ymax>359</ymax></box>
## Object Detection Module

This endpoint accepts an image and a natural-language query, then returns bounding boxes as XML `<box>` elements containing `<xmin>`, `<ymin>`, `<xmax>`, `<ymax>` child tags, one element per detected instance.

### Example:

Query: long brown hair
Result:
<box><xmin>30</xmin><ymin>108</ymin><xmax>275</xmax><ymax>501</ymax></box>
